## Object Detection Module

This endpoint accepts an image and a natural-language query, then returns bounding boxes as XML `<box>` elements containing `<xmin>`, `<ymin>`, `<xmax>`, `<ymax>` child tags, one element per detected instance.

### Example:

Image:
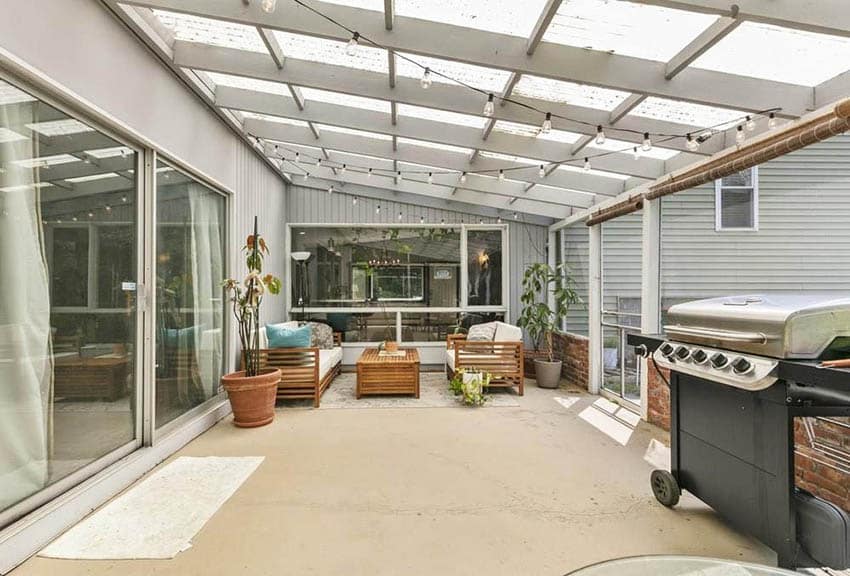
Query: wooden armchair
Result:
<box><xmin>245</xmin><ymin>332</ymin><xmax>342</xmax><ymax>407</ymax></box>
<box><xmin>445</xmin><ymin>334</ymin><xmax>524</xmax><ymax>396</ymax></box>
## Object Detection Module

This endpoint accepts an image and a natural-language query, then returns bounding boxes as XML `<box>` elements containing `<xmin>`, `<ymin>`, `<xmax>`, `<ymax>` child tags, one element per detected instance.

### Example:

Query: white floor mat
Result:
<box><xmin>40</xmin><ymin>456</ymin><xmax>264</xmax><ymax>560</ymax></box>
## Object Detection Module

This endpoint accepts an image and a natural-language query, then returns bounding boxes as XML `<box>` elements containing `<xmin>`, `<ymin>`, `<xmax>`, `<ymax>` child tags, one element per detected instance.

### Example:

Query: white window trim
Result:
<box><xmin>714</xmin><ymin>166</ymin><xmax>759</xmax><ymax>232</ymax></box>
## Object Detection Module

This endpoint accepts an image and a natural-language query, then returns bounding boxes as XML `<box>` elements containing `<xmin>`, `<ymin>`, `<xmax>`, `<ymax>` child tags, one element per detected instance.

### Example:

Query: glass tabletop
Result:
<box><xmin>566</xmin><ymin>556</ymin><xmax>798</xmax><ymax>576</ymax></box>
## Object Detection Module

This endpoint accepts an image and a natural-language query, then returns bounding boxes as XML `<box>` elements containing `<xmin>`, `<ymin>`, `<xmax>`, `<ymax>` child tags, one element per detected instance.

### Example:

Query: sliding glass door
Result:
<box><xmin>0</xmin><ymin>78</ymin><xmax>140</xmax><ymax>521</ymax></box>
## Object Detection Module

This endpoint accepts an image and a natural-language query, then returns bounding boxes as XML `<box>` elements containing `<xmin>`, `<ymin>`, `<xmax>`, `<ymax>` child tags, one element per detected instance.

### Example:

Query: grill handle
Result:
<box><xmin>664</xmin><ymin>325</ymin><xmax>768</xmax><ymax>344</ymax></box>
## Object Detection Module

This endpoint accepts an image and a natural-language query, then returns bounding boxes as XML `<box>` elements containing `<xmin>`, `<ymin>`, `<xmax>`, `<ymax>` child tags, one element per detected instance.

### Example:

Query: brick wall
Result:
<box><xmin>647</xmin><ymin>365</ymin><xmax>850</xmax><ymax>513</ymax></box>
<box><xmin>551</xmin><ymin>331</ymin><xmax>589</xmax><ymax>390</ymax></box>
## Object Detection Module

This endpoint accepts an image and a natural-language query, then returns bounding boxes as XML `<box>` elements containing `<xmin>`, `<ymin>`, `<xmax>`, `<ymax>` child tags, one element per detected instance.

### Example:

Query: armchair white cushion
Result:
<box><xmin>493</xmin><ymin>322</ymin><xmax>522</xmax><ymax>342</ymax></box>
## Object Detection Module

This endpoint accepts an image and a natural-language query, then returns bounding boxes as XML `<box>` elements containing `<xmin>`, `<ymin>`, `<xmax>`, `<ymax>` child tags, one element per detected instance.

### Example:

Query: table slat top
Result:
<box><xmin>357</xmin><ymin>348</ymin><xmax>420</xmax><ymax>365</ymax></box>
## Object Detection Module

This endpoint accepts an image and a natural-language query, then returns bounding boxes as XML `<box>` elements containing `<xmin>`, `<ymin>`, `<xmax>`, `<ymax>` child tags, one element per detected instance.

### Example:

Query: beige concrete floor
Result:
<box><xmin>15</xmin><ymin>381</ymin><xmax>774</xmax><ymax>576</ymax></box>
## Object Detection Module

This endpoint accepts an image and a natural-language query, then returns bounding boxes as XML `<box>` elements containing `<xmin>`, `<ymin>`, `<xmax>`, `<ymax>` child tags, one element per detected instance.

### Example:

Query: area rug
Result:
<box><xmin>286</xmin><ymin>372</ymin><xmax>520</xmax><ymax>409</ymax></box>
<box><xmin>40</xmin><ymin>456</ymin><xmax>264</xmax><ymax>560</ymax></box>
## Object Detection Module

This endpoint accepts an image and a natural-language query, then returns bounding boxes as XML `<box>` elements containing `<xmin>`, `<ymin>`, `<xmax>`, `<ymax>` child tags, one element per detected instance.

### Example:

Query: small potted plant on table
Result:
<box><xmin>221</xmin><ymin>218</ymin><xmax>282</xmax><ymax>427</ymax></box>
<box><xmin>518</xmin><ymin>263</ymin><xmax>580</xmax><ymax>389</ymax></box>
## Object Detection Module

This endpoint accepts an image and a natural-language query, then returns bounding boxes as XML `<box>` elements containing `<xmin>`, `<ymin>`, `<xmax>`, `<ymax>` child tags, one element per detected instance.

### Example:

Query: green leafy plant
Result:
<box><xmin>449</xmin><ymin>368</ymin><xmax>491</xmax><ymax>406</ymax></box>
<box><xmin>222</xmin><ymin>229</ymin><xmax>282</xmax><ymax>377</ymax></box>
<box><xmin>517</xmin><ymin>263</ymin><xmax>580</xmax><ymax>361</ymax></box>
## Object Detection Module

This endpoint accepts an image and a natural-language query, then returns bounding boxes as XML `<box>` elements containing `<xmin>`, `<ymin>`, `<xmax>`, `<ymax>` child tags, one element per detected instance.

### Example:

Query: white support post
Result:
<box><xmin>640</xmin><ymin>197</ymin><xmax>661</xmax><ymax>420</ymax></box>
<box><xmin>588</xmin><ymin>224</ymin><xmax>602</xmax><ymax>394</ymax></box>
<box><xmin>547</xmin><ymin>230</ymin><xmax>556</xmax><ymax>312</ymax></box>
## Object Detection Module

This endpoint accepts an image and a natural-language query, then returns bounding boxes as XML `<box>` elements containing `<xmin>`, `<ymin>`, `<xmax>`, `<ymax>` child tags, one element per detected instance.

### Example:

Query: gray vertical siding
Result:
<box><xmin>286</xmin><ymin>185</ymin><xmax>548</xmax><ymax>324</ymax></box>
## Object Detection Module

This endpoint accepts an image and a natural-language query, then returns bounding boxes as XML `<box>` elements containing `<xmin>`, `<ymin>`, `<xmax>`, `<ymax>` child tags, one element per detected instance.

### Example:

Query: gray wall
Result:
<box><xmin>286</xmin><ymin>185</ymin><xmax>549</xmax><ymax>325</ymax></box>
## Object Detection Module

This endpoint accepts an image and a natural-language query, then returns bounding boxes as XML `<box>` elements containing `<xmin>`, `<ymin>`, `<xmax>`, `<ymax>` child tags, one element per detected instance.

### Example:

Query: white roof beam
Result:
<box><xmin>629</xmin><ymin>0</ymin><xmax>850</xmax><ymax>37</ymax></box>
<box><xmin>570</xmin><ymin>135</ymin><xmax>594</xmax><ymax>157</ymax></box>
<box><xmin>257</xmin><ymin>27</ymin><xmax>285</xmax><ymax>69</ymax></box>
<box><xmin>664</xmin><ymin>13</ymin><xmax>741</xmax><ymax>80</ymax></box>
<box><xmin>526</xmin><ymin>0</ymin><xmax>563</xmax><ymax>55</ymax></box>
<box><xmin>815</xmin><ymin>70</ymin><xmax>850</xmax><ymax>109</ymax></box>
<box><xmin>383</xmin><ymin>0</ymin><xmax>394</xmax><ymax>31</ymax></box>
<box><xmin>608</xmin><ymin>94</ymin><xmax>646</xmax><ymax>124</ymax></box>
<box><xmin>176</xmin><ymin>42</ymin><xmax>717</xmax><ymax>155</ymax></box>
<box><xmin>222</xmin><ymin>86</ymin><xmax>659</xmax><ymax>184</ymax></box>
<box><xmin>125</xmin><ymin>0</ymin><xmax>815</xmax><ymax>115</ymax></box>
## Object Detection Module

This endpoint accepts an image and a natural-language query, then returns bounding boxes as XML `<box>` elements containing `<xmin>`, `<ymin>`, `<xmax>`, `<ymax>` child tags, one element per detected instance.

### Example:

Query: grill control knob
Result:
<box><xmin>659</xmin><ymin>343</ymin><xmax>675</xmax><ymax>358</ymax></box>
<box><xmin>674</xmin><ymin>345</ymin><xmax>691</xmax><ymax>360</ymax></box>
<box><xmin>691</xmin><ymin>349</ymin><xmax>708</xmax><ymax>364</ymax></box>
<box><xmin>710</xmin><ymin>352</ymin><xmax>729</xmax><ymax>369</ymax></box>
<box><xmin>732</xmin><ymin>357</ymin><xmax>754</xmax><ymax>375</ymax></box>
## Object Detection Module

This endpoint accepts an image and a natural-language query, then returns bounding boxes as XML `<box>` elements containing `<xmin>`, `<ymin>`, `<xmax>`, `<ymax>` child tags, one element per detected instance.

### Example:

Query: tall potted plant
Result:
<box><xmin>221</xmin><ymin>218</ymin><xmax>283</xmax><ymax>427</ymax></box>
<box><xmin>517</xmin><ymin>263</ymin><xmax>580</xmax><ymax>389</ymax></box>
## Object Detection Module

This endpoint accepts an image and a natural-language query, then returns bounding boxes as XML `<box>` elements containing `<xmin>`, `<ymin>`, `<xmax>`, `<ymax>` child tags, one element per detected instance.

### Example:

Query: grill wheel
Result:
<box><xmin>651</xmin><ymin>470</ymin><xmax>681</xmax><ymax>507</ymax></box>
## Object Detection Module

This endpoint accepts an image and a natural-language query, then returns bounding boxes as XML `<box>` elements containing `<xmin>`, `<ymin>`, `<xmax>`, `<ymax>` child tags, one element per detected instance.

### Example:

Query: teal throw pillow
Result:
<box><xmin>266</xmin><ymin>324</ymin><xmax>311</xmax><ymax>348</ymax></box>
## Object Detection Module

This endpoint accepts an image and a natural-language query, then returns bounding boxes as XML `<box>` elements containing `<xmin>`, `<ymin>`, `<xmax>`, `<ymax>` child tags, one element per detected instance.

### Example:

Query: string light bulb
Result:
<box><xmin>427</xmin><ymin>172</ymin><xmax>433</xmax><ymax>184</ymax></box>
<box><xmin>460</xmin><ymin>171</ymin><xmax>467</xmax><ymax>184</ymax></box>
<box><xmin>340</xmin><ymin>163</ymin><xmax>347</xmax><ymax>175</ymax></box>
<box><xmin>538</xmin><ymin>165</ymin><xmax>545</xmax><ymax>178</ymax></box>
<box><xmin>736</xmin><ymin>125</ymin><xmax>745</xmax><ymax>144</ymax></box>
<box><xmin>398</xmin><ymin>211</ymin><xmax>403</xmax><ymax>221</ymax></box>
<box><xmin>302</xmin><ymin>172</ymin><xmax>309</xmax><ymax>181</ymax></box>
<box><xmin>595</xmin><ymin>125</ymin><xmax>606</xmax><ymax>145</ymax></box>
<box><xmin>295</xmin><ymin>152</ymin><xmax>300</xmax><ymax>162</ymax></box>
<box><xmin>367</xmin><ymin>167</ymin><xmax>372</xmax><ymax>178</ymax></box>
<box><xmin>685</xmin><ymin>133</ymin><xmax>699</xmax><ymax>152</ymax></box>
<box><xmin>513</xmin><ymin>212</ymin><xmax>518</xmax><ymax>220</ymax></box>
<box><xmin>421</xmin><ymin>67</ymin><xmax>432</xmax><ymax>89</ymax></box>
<box><xmin>375</xmin><ymin>205</ymin><xmax>381</xmax><ymax>215</ymax></box>
<box><xmin>541</xmin><ymin>112</ymin><xmax>552</xmax><ymax>134</ymax></box>
<box><xmin>328</xmin><ymin>185</ymin><xmax>334</xmax><ymax>195</ymax></box>
<box><xmin>420</xmin><ymin>215</ymin><xmax>425</xmax><ymax>224</ymax></box>
<box><xmin>261</xmin><ymin>0</ymin><xmax>277</xmax><ymax>13</ymax></box>
<box><xmin>768</xmin><ymin>112</ymin><xmax>778</xmax><ymax>129</ymax></box>
<box><xmin>632</xmin><ymin>147</ymin><xmax>640</xmax><ymax>160</ymax></box>
<box><xmin>483</xmin><ymin>93</ymin><xmax>495</xmax><ymax>117</ymax></box>
<box><xmin>346</xmin><ymin>32</ymin><xmax>360</xmax><ymax>56</ymax></box>
<box><xmin>395</xmin><ymin>171</ymin><xmax>402</xmax><ymax>185</ymax></box>
<box><xmin>316</xmin><ymin>158</ymin><xmax>322</xmax><ymax>167</ymax></box>
<box><xmin>498</xmin><ymin>169</ymin><xmax>505</xmax><ymax>181</ymax></box>
<box><xmin>642</xmin><ymin>132</ymin><xmax>652</xmax><ymax>152</ymax></box>
<box><xmin>497</xmin><ymin>216</ymin><xmax>502</xmax><ymax>224</ymax></box>
<box><xmin>353</xmin><ymin>196</ymin><xmax>358</xmax><ymax>205</ymax></box>
<box><xmin>745</xmin><ymin>115</ymin><xmax>756</xmax><ymax>132</ymax></box>
<box><xmin>583</xmin><ymin>158</ymin><xmax>591</xmax><ymax>172</ymax></box>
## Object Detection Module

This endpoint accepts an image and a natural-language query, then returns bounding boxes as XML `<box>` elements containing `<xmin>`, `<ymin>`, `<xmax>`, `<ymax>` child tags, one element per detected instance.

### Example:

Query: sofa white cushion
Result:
<box><xmin>318</xmin><ymin>347</ymin><xmax>342</xmax><ymax>380</ymax></box>
<box><xmin>467</xmin><ymin>321</ymin><xmax>497</xmax><ymax>341</ymax></box>
<box><xmin>494</xmin><ymin>322</ymin><xmax>522</xmax><ymax>342</ymax></box>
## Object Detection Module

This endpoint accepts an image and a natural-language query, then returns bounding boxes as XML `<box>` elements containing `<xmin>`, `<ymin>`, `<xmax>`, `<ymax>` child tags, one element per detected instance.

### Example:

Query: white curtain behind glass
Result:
<box><xmin>189</xmin><ymin>185</ymin><xmax>223</xmax><ymax>398</ymax></box>
<box><xmin>0</xmin><ymin>95</ymin><xmax>53</xmax><ymax>510</ymax></box>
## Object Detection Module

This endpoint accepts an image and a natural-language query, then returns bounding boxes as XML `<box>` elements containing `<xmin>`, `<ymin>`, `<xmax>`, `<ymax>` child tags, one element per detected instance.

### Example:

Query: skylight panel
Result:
<box><xmin>300</xmin><ymin>87</ymin><xmax>391</xmax><ymax>114</ymax></box>
<box><xmin>85</xmin><ymin>146</ymin><xmax>134</xmax><ymax>159</ymax></box>
<box><xmin>12</xmin><ymin>154</ymin><xmax>80</xmax><ymax>169</ymax></box>
<box><xmin>272</xmin><ymin>31</ymin><xmax>388</xmax><ymax>73</ymax></box>
<box><xmin>397</xmin><ymin>137</ymin><xmax>472</xmax><ymax>155</ymax></box>
<box><xmin>629</xmin><ymin>97</ymin><xmax>745</xmax><ymax>129</ymax></box>
<box><xmin>513</xmin><ymin>76</ymin><xmax>630</xmax><ymax>111</ymax></box>
<box><xmin>396</xmin><ymin>0</ymin><xmax>551</xmax><ymax>38</ymax></box>
<box><xmin>0</xmin><ymin>182</ymin><xmax>51</xmax><ymax>193</ymax></box>
<box><xmin>66</xmin><ymin>172</ymin><xmax>122</xmax><ymax>183</ymax></box>
<box><xmin>204</xmin><ymin>72</ymin><xmax>292</xmax><ymax>97</ymax></box>
<box><xmin>326</xmin><ymin>150</ymin><xmax>394</xmax><ymax>166</ymax></box>
<box><xmin>0</xmin><ymin>127</ymin><xmax>27</xmax><ymax>143</ymax></box>
<box><xmin>493</xmin><ymin>120</ymin><xmax>583</xmax><ymax>143</ymax></box>
<box><xmin>310</xmin><ymin>0</ymin><xmax>383</xmax><ymax>10</ymax></box>
<box><xmin>0</xmin><ymin>81</ymin><xmax>36</xmax><ymax>105</ymax></box>
<box><xmin>26</xmin><ymin>119</ymin><xmax>93</xmax><ymax>137</ymax></box>
<box><xmin>479</xmin><ymin>151</ymin><xmax>545</xmax><ymax>166</ymax></box>
<box><xmin>238</xmin><ymin>111</ymin><xmax>310</xmax><ymax>128</ymax></box>
<box><xmin>692</xmin><ymin>22</ymin><xmax>850</xmax><ymax>86</ymax></box>
<box><xmin>558</xmin><ymin>163</ymin><xmax>630</xmax><ymax>180</ymax></box>
<box><xmin>398</xmin><ymin>161</ymin><xmax>448</xmax><ymax>174</ymax></box>
<box><xmin>395</xmin><ymin>53</ymin><xmax>512</xmax><ymax>94</ymax></box>
<box><xmin>314</xmin><ymin>124</ymin><xmax>392</xmax><ymax>141</ymax></box>
<box><xmin>543</xmin><ymin>0</ymin><xmax>716</xmax><ymax>61</ymax></box>
<box><xmin>533</xmin><ymin>182</ymin><xmax>596</xmax><ymax>198</ymax></box>
<box><xmin>152</xmin><ymin>10</ymin><xmax>266</xmax><ymax>53</ymax></box>
<box><xmin>397</xmin><ymin>104</ymin><xmax>487</xmax><ymax>129</ymax></box>
<box><xmin>586</xmin><ymin>137</ymin><xmax>679</xmax><ymax>160</ymax></box>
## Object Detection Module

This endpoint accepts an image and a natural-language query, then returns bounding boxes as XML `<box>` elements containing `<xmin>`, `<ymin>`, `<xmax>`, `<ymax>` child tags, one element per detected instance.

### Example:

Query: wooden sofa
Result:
<box><xmin>245</xmin><ymin>332</ymin><xmax>343</xmax><ymax>407</ymax></box>
<box><xmin>445</xmin><ymin>330</ymin><xmax>524</xmax><ymax>396</ymax></box>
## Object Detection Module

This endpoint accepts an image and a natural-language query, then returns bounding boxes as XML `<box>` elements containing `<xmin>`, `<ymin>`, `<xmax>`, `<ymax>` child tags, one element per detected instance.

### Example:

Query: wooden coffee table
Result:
<box><xmin>356</xmin><ymin>348</ymin><xmax>420</xmax><ymax>399</ymax></box>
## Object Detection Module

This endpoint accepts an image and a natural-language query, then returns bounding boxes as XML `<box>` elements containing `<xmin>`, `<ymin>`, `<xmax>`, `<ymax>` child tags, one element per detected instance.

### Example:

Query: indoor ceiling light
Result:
<box><xmin>261</xmin><ymin>0</ymin><xmax>277</xmax><ymax>13</ymax></box>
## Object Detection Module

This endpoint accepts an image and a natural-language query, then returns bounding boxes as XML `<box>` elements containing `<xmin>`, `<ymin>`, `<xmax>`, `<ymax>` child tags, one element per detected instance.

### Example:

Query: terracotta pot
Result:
<box><xmin>221</xmin><ymin>368</ymin><xmax>281</xmax><ymax>428</ymax></box>
<box><xmin>385</xmin><ymin>341</ymin><xmax>399</xmax><ymax>353</ymax></box>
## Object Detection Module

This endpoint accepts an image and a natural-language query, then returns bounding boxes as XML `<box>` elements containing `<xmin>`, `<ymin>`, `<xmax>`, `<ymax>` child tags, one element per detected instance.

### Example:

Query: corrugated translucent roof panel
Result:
<box><xmin>300</xmin><ymin>87</ymin><xmax>391</xmax><ymax>113</ymax></box>
<box><xmin>628</xmin><ymin>97</ymin><xmax>744</xmax><ymax>129</ymax></box>
<box><xmin>204</xmin><ymin>72</ymin><xmax>292</xmax><ymax>96</ymax></box>
<box><xmin>0</xmin><ymin>80</ymin><xmax>36</xmax><ymax>105</ymax></box>
<box><xmin>152</xmin><ymin>10</ymin><xmax>267</xmax><ymax>53</ymax></box>
<box><xmin>586</xmin><ymin>137</ymin><xmax>679</xmax><ymax>160</ymax></box>
<box><xmin>396</xmin><ymin>0</ymin><xmax>552</xmax><ymax>38</ymax></box>
<box><xmin>304</xmin><ymin>0</ymin><xmax>383</xmax><ymax>11</ymax></box>
<box><xmin>272</xmin><ymin>30</ymin><xmax>388</xmax><ymax>73</ymax></box>
<box><xmin>86</xmin><ymin>146</ymin><xmax>135</xmax><ymax>159</ymax></box>
<box><xmin>66</xmin><ymin>173</ymin><xmax>121</xmax><ymax>183</ymax></box>
<box><xmin>315</xmin><ymin>124</ymin><xmax>393</xmax><ymax>141</ymax></box>
<box><xmin>513</xmin><ymin>76</ymin><xmax>630</xmax><ymax>111</ymax></box>
<box><xmin>397</xmin><ymin>137</ymin><xmax>472</xmax><ymax>155</ymax></box>
<box><xmin>558</xmin><ymin>163</ymin><xmax>630</xmax><ymax>180</ymax></box>
<box><xmin>395</xmin><ymin>53</ymin><xmax>512</xmax><ymax>93</ymax></box>
<box><xmin>533</xmin><ymin>182</ymin><xmax>596</xmax><ymax>198</ymax></box>
<box><xmin>397</xmin><ymin>104</ymin><xmax>487</xmax><ymax>129</ymax></box>
<box><xmin>238</xmin><ymin>111</ymin><xmax>310</xmax><ymax>127</ymax></box>
<box><xmin>479</xmin><ymin>151</ymin><xmax>545</xmax><ymax>166</ymax></box>
<box><xmin>12</xmin><ymin>154</ymin><xmax>80</xmax><ymax>169</ymax></box>
<box><xmin>493</xmin><ymin>120</ymin><xmax>582</xmax><ymax>143</ymax></box>
<box><xmin>398</xmin><ymin>160</ymin><xmax>449</xmax><ymax>173</ymax></box>
<box><xmin>26</xmin><ymin>119</ymin><xmax>93</xmax><ymax>136</ymax></box>
<box><xmin>692</xmin><ymin>22</ymin><xmax>850</xmax><ymax>86</ymax></box>
<box><xmin>326</xmin><ymin>150</ymin><xmax>394</xmax><ymax>166</ymax></box>
<box><xmin>543</xmin><ymin>0</ymin><xmax>716</xmax><ymax>62</ymax></box>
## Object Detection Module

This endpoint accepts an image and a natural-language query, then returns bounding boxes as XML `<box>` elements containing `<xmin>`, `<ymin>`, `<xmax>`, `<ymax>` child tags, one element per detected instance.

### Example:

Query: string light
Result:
<box><xmin>768</xmin><ymin>112</ymin><xmax>778</xmax><ymax>129</ymax></box>
<box><xmin>642</xmin><ymin>132</ymin><xmax>652</xmax><ymax>152</ymax></box>
<box><xmin>295</xmin><ymin>151</ymin><xmax>300</xmax><ymax>162</ymax></box>
<box><xmin>595</xmin><ymin>125</ymin><xmax>606</xmax><ymax>145</ymax></box>
<box><xmin>685</xmin><ymin>133</ymin><xmax>699</xmax><ymax>152</ymax></box>
<box><xmin>632</xmin><ymin>147</ymin><xmax>640</xmax><ymax>160</ymax></box>
<box><xmin>316</xmin><ymin>158</ymin><xmax>322</xmax><ymax>167</ymax></box>
<box><xmin>745</xmin><ymin>115</ymin><xmax>756</xmax><ymax>132</ymax></box>
<box><xmin>498</xmin><ymin>169</ymin><xmax>505</xmax><ymax>181</ymax></box>
<box><xmin>87</xmin><ymin>211</ymin><xmax>94</xmax><ymax>219</ymax></box>
<box><xmin>398</xmin><ymin>211</ymin><xmax>403</xmax><ymax>221</ymax></box>
<box><xmin>538</xmin><ymin>165</ymin><xmax>545</xmax><ymax>178</ymax></box>
<box><xmin>395</xmin><ymin>171</ymin><xmax>402</xmax><ymax>184</ymax></box>
<box><xmin>497</xmin><ymin>216</ymin><xmax>502</xmax><ymax>224</ymax></box>
<box><xmin>346</xmin><ymin>32</ymin><xmax>360</xmax><ymax>56</ymax></box>
<box><xmin>302</xmin><ymin>172</ymin><xmax>309</xmax><ymax>181</ymax></box>
<box><xmin>367</xmin><ymin>167</ymin><xmax>373</xmax><ymax>178</ymax></box>
<box><xmin>736</xmin><ymin>125</ymin><xmax>745</xmax><ymax>143</ymax></box>
<box><xmin>376</xmin><ymin>204</ymin><xmax>381</xmax><ymax>214</ymax></box>
<box><xmin>261</xmin><ymin>0</ymin><xmax>277</xmax><ymax>13</ymax></box>
<box><xmin>483</xmin><ymin>93</ymin><xmax>495</xmax><ymax>117</ymax></box>
<box><xmin>541</xmin><ymin>112</ymin><xmax>552</xmax><ymax>134</ymax></box>
<box><xmin>460</xmin><ymin>172</ymin><xmax>467</xmax><ymax>184</ymax></box>
<box><xmin>513</xmin><ymin>212</ymin><xmax>518</xmax><ymax>220</ymax></box>
<box><xmin>419</xmin><ymin>215</ymin><xmax>425</xmax><ymax>224</ymax></box>
<box><xmin>421</xmin><ymin>67</ymin><xmax>432</xmax><ymax>89</ymax></box>
<box><xmin>340</xmin><ymin>163</ymin><xmax>347</xmax><ymax>175</ymax></box>
<box><xmin>353</xmin><ymin>196</ymin><xmax>358</xmax><ymax>205</ymax></box>
<box><xmin>583</xmin><ymin>158</ymin><xmax>591</xmax><ymax>172</ymax></box>
<box><xmin>427</xmin><ymin>172</ymin><xmax>433</xmax><ymax>184</ymax></box>
<box><xmin>328</xmin><ymin>185</ymin><xmax>334</xmax><ymax>194</ymax></box>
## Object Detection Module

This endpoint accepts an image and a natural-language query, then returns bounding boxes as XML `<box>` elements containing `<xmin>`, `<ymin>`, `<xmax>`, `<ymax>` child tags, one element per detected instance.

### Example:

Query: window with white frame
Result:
<box><xmin>715</xmin><ymin>167</ymin><xmax>759</xmax><ymax>231</ymax></box>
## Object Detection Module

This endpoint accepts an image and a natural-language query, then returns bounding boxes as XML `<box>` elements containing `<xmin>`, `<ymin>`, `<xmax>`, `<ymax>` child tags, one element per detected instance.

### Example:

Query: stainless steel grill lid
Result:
<box><xmin>664</xmin><ymin>294</ymin><xmax>850</xmax><ymax>359</ymax></box>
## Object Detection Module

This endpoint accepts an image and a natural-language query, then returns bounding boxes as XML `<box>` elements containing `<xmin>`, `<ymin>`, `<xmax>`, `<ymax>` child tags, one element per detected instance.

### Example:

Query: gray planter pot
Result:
<box><xmin>534</xmin><ymin>359</ymin><xmax>562</xmax><ymax>389</ymax></box>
